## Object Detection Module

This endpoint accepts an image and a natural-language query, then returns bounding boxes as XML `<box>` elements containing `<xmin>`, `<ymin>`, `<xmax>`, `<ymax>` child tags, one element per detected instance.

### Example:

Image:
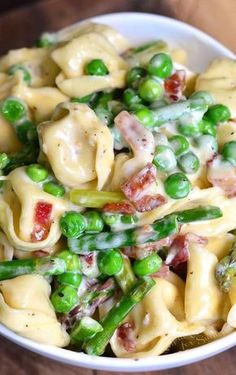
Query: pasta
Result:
<box><xmin>0</xmin><ymin>21</ymin><xmax>235</xmax><ymax>359</ymax></box>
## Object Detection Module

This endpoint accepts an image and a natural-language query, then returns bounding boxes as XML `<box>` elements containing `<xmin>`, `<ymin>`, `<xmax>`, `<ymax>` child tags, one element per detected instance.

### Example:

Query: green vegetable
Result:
<box><xmin>164</xmin><ymin>172</ymin><xmax>191</xmax><ymax>199</ymax></box>
<box><xmin>199</xmin><ymin>118</ymin><xmax>216</xmax><ymax>137</ymax></box>
<box><xmin>8</xmin><ymin>64</ymin><xmax>31</xmax><ymax>84</ymax></box>
<box><xmin>94</xmin><ymin>106</ymin><xmax>114</xmax><ymax>126</ymax></box>
<box><xmin>133</xmin><ymin>106</ymin><xmax>155</xmax><ymax>128</ymax></box>
<box><xmin>69</xmin><ymin>189</ymin><xmax>125</xmax><ymax>208</ymax></box>
<box><xmin>3</xmin><ymin>142</ymin><xmax>39</xmax><ymax>174</ymax></box>
<box><xmin>133</xmin><ymin>253</ymin><xmax>162</xmax><ymax>276</ymax></box>
<box><xmin>1</xmin><ymin>97</ymin><xmax>27</xmax><ymax>124</ymax></box>
<box><xmin>176</xmin><ymin>205</ymin><xmax>223</xmax><ymax>224</ymax></box>
<box><xmin>123</xmin><ymin>88</ymin><xmax>142</xmax><ymax>107</ymax></box>
<box><xmin>0</xmin><ymin>153</ymin><xmax>10</xmax><ymax>169</ymax></box>
<box><xmin>126</xmin><ymin>67</ymin><xmax>146</xmax><ymax>89</ymax></box>
<box><xmin>84</xmin><ymin>277</ymin><xmax>155</xmax><ymax>356</ymax></box>
<box><xmin>169</xmin><ymin>134</ymin><xmax>190</xmax><ymax>156</ymax></box>
<box><xmin>60</xmin><ymin>211</ymin><xmax>87</xmax><ymax>238</ymax></box>
<box><xmin>71</xmin><ymin>317</ymin><xmax>103</xmax><ymax>344</ymax></box>
<box><xmin>222</xmin><ymin>141</ymin><xmax>236</xmax><ymax>166</ymax></box>
<box><xmin>36</xmin><ymin>32</ymin><xmax>56</xmax><ymax>47</ymax></box>
<box><xmin>178</xmin><ymin>115</ymin><xmax>202</xmax><ymax>137</ymax></box>
<box><xmin>98</xmin><ymin>249</ymin><xmax>123</xmax><ymax>276</ymax></box>
<box><xmin>205</xmin><ymin>104</ymin><xmax>231</xmax><ymax>124</ymax></box>
<box><xmin>43</xmin><ymin>181</ymin><xmax>65</xmax><ymax>197</ymax></box>
<box><xmin>138</xmin><ymin>77</ymin><xmax>163</xmax><ymax>102</ymax></box>
<box><xmin>102</xmin><ymin>212</ymin><xmax>138</xmax><ymax>227</ymax></box>
<box><xmin>71</xmin><ymin>93</ymin><xmax>98</xmax><ymax>107</ymax></box>
<box><xmin>68</xmin><ymin>215</ymin><xmax>178</xmax><ymax>253</ymax></box>
<box><xmin>85</xmin><ymin>59</ymin><xmax>109</xmax><ymax>76</ymax></box>
<box><xmin>15</xmin><ymin>120</ymin><xmax>36</xmax><ymax>144</ymax></box>
<box><xmin>153</xmin><ymin>145</ymin><xmax>177</xmax><ymax>172</ymax></box>
<box><xmin>132</xmin><ymin>40</ymin><xmax>166</xmax><ymax>53</ymax></box>
<box><xmin>0</xmin><ymin>257</ymin><xmax>66</xmax><ymax>280</ymax></box>
<box><xmin>56</xmin><ymin>250</ymin><xmax>81</xmax><ymax>272</ymax></box>
<box><xmin>83</xmin><ymin>211</ymin><xmax>104</xmax><ymax>233</ymax></box>
<box><xmin>216</xmin><ymin>240</ymin><xmax>236</xmax><ymax>292</ymax></box>
<box><xmin>178</xmin><ymin>151</ymin><xmax>200</xmax><ymax>174</ymax></box>
<box><xmin>147</xmin><ymin>53</ymin><xmax>173</xmax><ymax>79</ymax></box>
<box><xmin>57</xmin><ymin>272</ymin><xmax>82</xmax><ymax>288</ymax></box>
<box><xmin>51</xmin><ymin>284</ymin><xmax>78</xmax><ymax>313</ymax></box>
<box><xmin>190</xmin><ymin>91</ymin><xmax>214</xmax><ymax>106</ymax></box>
<box><xmin>195</xmin><ymin>135</ymin><xmax>218</xmax><ymax>154</ymax></box>
<box><xmin>26</xmin><ymin>164</ymin><xmax>48</xmax><ymax>183</ymax></box>
<box><xmin>115</xmin><ymin>254</ymin><xmax>136</xmax><ymax>294</ymax></box>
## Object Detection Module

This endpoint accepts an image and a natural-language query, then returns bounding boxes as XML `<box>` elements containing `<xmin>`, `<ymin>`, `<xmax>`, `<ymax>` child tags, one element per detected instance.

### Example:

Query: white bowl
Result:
<box><xmin>1</xmin><ymin>12</ymin><xmax>235</xmax><ymax>372</ymax></box>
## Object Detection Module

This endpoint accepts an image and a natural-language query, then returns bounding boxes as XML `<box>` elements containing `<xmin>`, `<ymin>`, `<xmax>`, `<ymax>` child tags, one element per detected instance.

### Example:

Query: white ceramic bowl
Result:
<box><xmin>0</xmin><ymin>12</ymin><xmax>236</xmax><ymax>372</ymax></box>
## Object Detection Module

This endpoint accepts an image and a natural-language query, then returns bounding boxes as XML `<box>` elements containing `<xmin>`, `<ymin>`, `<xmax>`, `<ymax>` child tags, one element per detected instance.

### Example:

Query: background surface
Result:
<box><xmin>0</xmin><ymin>0</ymin><xmax>235</xmax><ymax>374</ymax></box>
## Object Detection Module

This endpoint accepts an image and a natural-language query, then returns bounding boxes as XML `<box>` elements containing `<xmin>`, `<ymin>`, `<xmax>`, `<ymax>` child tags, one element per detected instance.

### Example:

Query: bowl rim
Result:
<box><xmin>0</xmin><ymin>11</ymin><xmax>235</xmax><ymax>371</ymax></box>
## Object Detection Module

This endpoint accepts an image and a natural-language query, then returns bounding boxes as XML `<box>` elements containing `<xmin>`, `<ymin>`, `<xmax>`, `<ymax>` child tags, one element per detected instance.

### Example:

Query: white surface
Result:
<box><xmin>0</xmin><ymin>12</ymin><xmax>235</xmax><ymax>372</ymax></box>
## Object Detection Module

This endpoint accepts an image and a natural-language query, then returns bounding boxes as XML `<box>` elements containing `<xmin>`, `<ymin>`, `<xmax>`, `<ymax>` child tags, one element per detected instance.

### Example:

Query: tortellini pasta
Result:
<box><xmin>39</xmin><ymin>102</ymin><xmax>114</xmax><ymax>189</ymax></box>
<box><xmin>0</xmin><ymin>275</ymin><xmax>69</xmax><ymax>346</ymax></box>
<box><xmin>0</xmin><ymin>167</ymin><xmax>69</xmax><ymax>251</ymax></box>
<box><xmin>111</xmin><ymin>273</ymin><xmax>204</xmax><ymax>358</ymax></box>
<box><xmin>51</xmin><ymin>32</ymin><xmax>128</xmax><ymax>97</ymax></box>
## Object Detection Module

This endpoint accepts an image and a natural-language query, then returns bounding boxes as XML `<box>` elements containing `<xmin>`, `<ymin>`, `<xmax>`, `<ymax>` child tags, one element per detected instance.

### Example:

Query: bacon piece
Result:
<box><xmin>164</xmin><ymin>70</ymin><xmax>186</xmax><ymax>102</ymax></box>
<box><xmin>31</xmin><ymin>202</ymin><xmax>53</xmax><ymax>242</ymax></box>
<box><xmin>166</xmin><ymin>233</ymin><xmax>207</xmax><ymax>268</ymax></box>
<box><xmin>102</xmin><ymin>201</ymin><xmax>136</xmax><ymax>214</ymax></box>
<box><xmin>115</xmin><ymin>111</ymin><xmax>155</xmax><ymax>164</ymax></box>
<box><xmin>134</xmin><ymin>194</ymin><xmax>166</xmax><ymax>212</ymax></box>
<box><xmin>121</xmin><ymin>163</ymin><xmax>157</xmax><ymax>202</ymax></box>
<box><xmin>122</xmin><ymin>234</ymin><xmax>175</xmax><ymax>260</ymax></box>
<box><xmin>207</xmin><ymin>156</ymin><xmax>236</xmax><ymax>197</ymax></box>
<box><xmin>117</xmin><ymin>322</ymin><xmax>136</xmax><ymax>352</ymax></box>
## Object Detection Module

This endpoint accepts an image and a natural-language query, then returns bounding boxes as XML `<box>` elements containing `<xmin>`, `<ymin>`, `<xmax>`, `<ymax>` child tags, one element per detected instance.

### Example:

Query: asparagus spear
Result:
<box><xmin>216</xmin><ymin>240</ymin><xmax>236</xmax><ymax>292</ymax></box>
<box><xmin>4</xmin><ymin>142</ymin><xmax>39</xmax><ymax>174</ymax></box>
<box><xmin>69</xmin><ymin>190</ymin><xmax>125</xmax><ymax>208</ymax></box>
<box><xmin>0</xmin><ymin>257</ymin><xmax>66</xmax><ymax>280</ymax></box>
<box><xmin>83</xmin><ymin>277</ymin><xmax>155</xmax><ymax>356</ymax></box>
<box><xmin>176</xmin><ymin>206</ymin><xmax>223</xmax><ymax>223</ymax></box>
<box><xmin>68</xmin><ymin>215</ymin><xmax>178</xmax><ymax>254</ymax></box>
<box><xmin>70</xmin><ymin>317</ymin><xmax>103</xmax><ymax>344</ymax></box>
<box><xmin>115</xmin><ymin>254</ymin><xmax>136</xmax><ymax>294</ymax></box>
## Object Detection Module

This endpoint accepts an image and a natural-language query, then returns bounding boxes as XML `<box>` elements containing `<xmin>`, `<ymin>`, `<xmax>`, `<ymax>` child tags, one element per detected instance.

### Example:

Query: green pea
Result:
<box><xmin>133</xmin><ymin>253</ymin><xmax>162</xmax><ymax>277</ymax></box>
<box><xmin>98</xmin><ymin>249</ymin><xmax>123</xmax><ymax>276</ymax></box>
<box><xmin>199</xmin><ymin>118</ymin><xmax>216</xmax><ymax>137</ymax></box>
<box><xmin>120</xmin><ymin>214</ymin><xmax>138</xmax><ymax>224</ymax></box>
<box><xmin>190</xmin><ymin>91</ymin><xmax>214</xmax><ymax>106</ymax></box>
<box><xmin>195</xmin><ymin>135</ymin><xmax>218</xmax><ymax>155</ymax></box>
<box><xmin>85</xmin><ymin>59</ymin><xmax>109</xmax><ymax>76</ymax></box>
<box><xmin>56</xmin><ymin>250</ymin><xmax>81</xmax><ymax>272</ymax></box>
<box><xmin>102</xmin><ymin>213</ymin><xmax>119</xmax><ymax>226</ymax></box>
<box><xmin>8</xmin><ymin>64</ymin><xmax>31</xmax><ymax>84</ymax></box>
<box><xmin>178</xmin><ymin>151</ymin><xmax>200</xmax><ymax>174</ymax></box>
<box><xmin>133</xmin><ymin>106</ymin><xmax>155</xmax><ymax>128</ymax></box>
<box><xmin>0</xmin><ymin>153</ymin><xmax>10</xmax><ymax>169</ymax></box>
<box><xmin>222</xmin><ymin>141</ymin><xmax>236</xmax><ymax>166</ymax></box>
<box><xmin>164</xmin><ymin>172</ymin><xmax>191</xmax><ymax>199</ymax></box>
<box><xmin>97</xmin><ymin>92</ymin><xmax>114</xmax><ymax>107</ymax></box>
<box><xmin>205</xmin><ymin>104</ymin><xmax>231</xmax><ymax>124</ymax></box>
<box><xmin>71</xmin><ymin>93</ymin><xmax>98</xmax><ymax>107</ymax></box>
<box><xmin>178</xmin><ymin>118</ymin><xmax>202</xmax><ymax>137</ymax></box>
<box><xmin>126</xmin><ymin>67</ymin><xmax>146</xmax><ymax>89</ymax></box>
<box><xmin>60</xmin><ymin>211</ymin><xmax>87</xmax><ymax>238</ymax></box>
<box><xmin>15</xmin><ymin>120</ymin><xmax>32</xmax><ymax>143</ymax></box>
<box><xmin>57</xmin><ymin>272</ymin><xmax>82</xmax><ymax>288</ymax></box>
<box><xmin>51</xmin><ymin>285</ymin><xmax>78</xmax><ymax>313</ymax></box>
<box><xmin>83</xmin><ymin>211</ymin><xmax>104</xmax><ymax>233</ymax></box>
<box><xmin>26</xmin><ymin>164</ymin><xmax>48</xmax><ymax>182</ymax></box>
<box><xmin>138</xmin><ymin>77</ymin><xmax>163</xmax><ymax>102</ymax></box>
<box><xmin>153</xmin><ymin>145</ymin><xmax>177</xmax><ymax>172</ymax></box>
<box><xmin>123</xmin><ymin>88</ymin><xmax>142</xmax><ymax>107</ymax></box>
<box><xmin>36</xmin><ymin>33</ymin><xmax>55</xmax><ymax>48</ymax></box>
<box><xmin>169</xmin><ymin>134</ymin><xmax>190</xmax><ymax>156</ymax></box>
<box><xmin>1</xmin><ymin>97</ymin><xmax>27</xmax><ymax>124</ymax></box>
<box><xmin>43</xmin><ymin>181</ymin><xmax>65</xmax><ymax>197</ymax></box>
<box><xmin>147</xmin><ymin>53</ymin><xmax>173</xmax><ymax>79</ymax></box>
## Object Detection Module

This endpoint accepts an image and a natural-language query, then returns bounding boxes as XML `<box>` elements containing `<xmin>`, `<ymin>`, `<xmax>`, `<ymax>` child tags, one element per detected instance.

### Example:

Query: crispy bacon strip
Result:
<box><xmin>134</xmin><ymin>194</ymin><xmax>166</xmax><ymax>212</ymax></box>
<box><xmin>117</xmin><ymin>322</ymin><xmax>136</xmax><ymax>352</ymax></box>
<box><xmin>31</xmin><ymin>201</ymin><xmax>53</xmax><ymax>242</ymax></box>
<box><xmin>164</xmin><ymin>70</ymin><xmax>186</xmax><ymax>102</ymax></box>
<box><xmin>121</xmin><ymin>163</ymin><xmax>157</xmax><ymax>201</ymax></box>
<box><xmin>102</xmin><ymin>201</ymin><xmax>136</xmax><ymax>214</ymax></box>
<box><xmin>207</xmin><ymin>156</ymin><xmax>236</xmax><ymax>197</ymax></box>
<box><xmin>166</xmin><ymin>233</ymin><xmax>207</xmax><ymax>268</ymax></box>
